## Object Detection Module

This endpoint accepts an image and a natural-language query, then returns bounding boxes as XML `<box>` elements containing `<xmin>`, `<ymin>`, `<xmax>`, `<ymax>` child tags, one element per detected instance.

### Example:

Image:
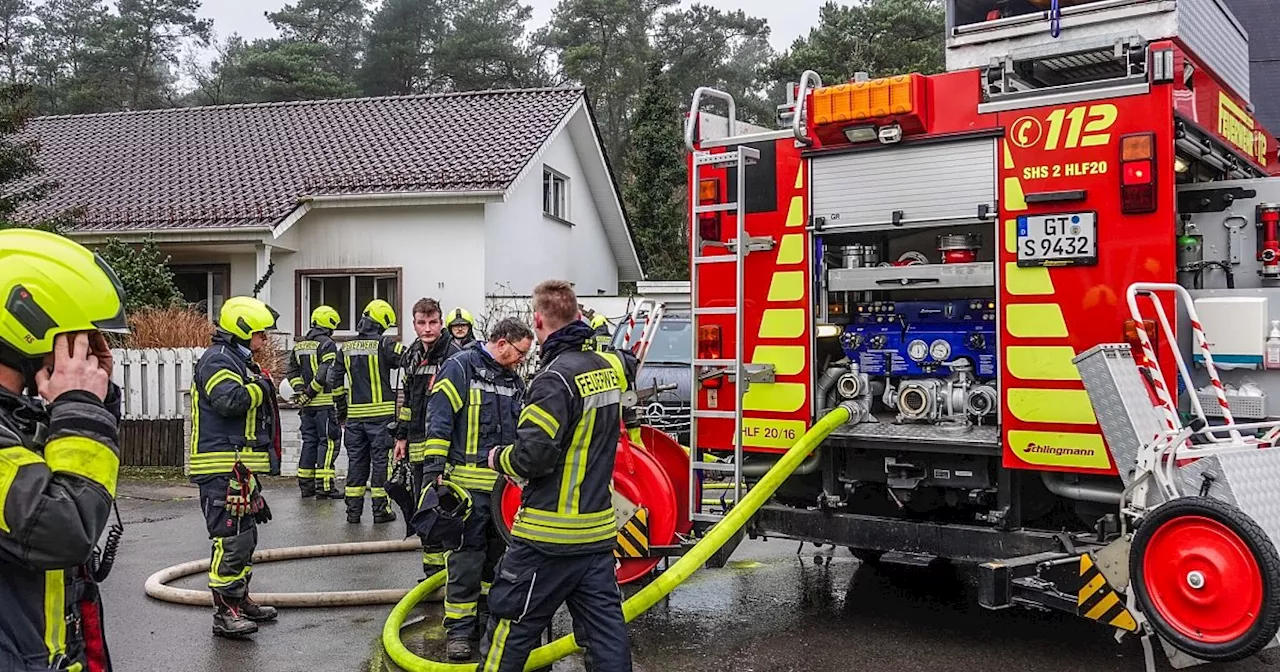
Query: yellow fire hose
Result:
<box><xmin>381</xmin><ymin>403</ymin><xmax>856</xmax><ymax>671</ymax></box>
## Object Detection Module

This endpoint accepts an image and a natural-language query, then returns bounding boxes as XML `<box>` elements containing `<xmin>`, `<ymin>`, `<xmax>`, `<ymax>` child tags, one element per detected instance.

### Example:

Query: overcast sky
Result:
<box><xmin>200</xmin><ymin>0</ymin><xmax>823</xmax><ymax>54</ymax></box>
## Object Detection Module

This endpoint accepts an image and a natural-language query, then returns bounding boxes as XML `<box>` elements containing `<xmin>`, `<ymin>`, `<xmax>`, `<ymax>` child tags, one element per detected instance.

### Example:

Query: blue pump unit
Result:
<box><xmin>841</xmin><ymin>301</ymin><xmax>997</xmax><ymax>377</ymax></box>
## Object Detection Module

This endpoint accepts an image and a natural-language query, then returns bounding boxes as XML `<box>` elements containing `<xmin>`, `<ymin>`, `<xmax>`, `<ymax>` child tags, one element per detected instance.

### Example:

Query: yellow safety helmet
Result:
<box><xmin>446</xmin><ymin>307</ymin><xmax>473</xmax><ymax>328</ymax></box>
<box><xmin>218</xmin><ymin>296</ymin><xmax>279</xmax><ymax>341</ymax></box>
<box><xmin>363</xmin><ymin>299</ymin><xmax>397</xmax><ymax>330</ymax></box>
<box><xmin>589</xmin><ymin>313</ymin><xmax>608</xmax><ymax>330</ymax></box>
<box><xmin>0</xmin><ymin>228</ymin><xmax>129</xmax><ymax>359</ymax></box>
<box><xmin>310</xmin><ymin>305</ymin><xmax>340</xmax><ymax>330</ymax></box>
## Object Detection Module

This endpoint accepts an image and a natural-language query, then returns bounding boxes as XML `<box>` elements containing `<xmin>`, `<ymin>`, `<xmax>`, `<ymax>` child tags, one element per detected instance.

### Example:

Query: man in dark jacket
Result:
<box><xmin>425</xmin><ymin>317</ymin><xmax>532</xmax><ymax>660</ymax></box>
<box><xmin>479</xmin><ymin>280</ymin><xmax>637</xmax><ymax>672</ymax></box>
<box><xmin>0</xmin><ymin>229</ymin><xmax>129</xmax><ymax>672</ymax></box>
<box><xmin>286</xmin><ymin>305</ymin><xmax>347</xmax><ymax>499</ymax></box>
<box><xmin>342</xmin><ymin>299</ymin><xmax>405</xmax><ymax>524</ymax></box>
<box><xmin>190</xmin><ymin>295</ymin><xmax>281</xmax><ymax>639</ymax></box>
<box><xmin>393</xmin><ymin>297</ymin><xmax>461</xmax><ymax>577</ymax></box>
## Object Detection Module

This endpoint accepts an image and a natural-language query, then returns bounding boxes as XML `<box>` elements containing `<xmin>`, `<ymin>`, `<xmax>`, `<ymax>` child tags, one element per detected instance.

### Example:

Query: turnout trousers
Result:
<box><xmin>410</xmin><ymin>460</ymin><xmax>448</xmax><ymax>575</ymax></box>
<box><xmin>478</xmin><ymin>541</ymin><xmax>632</xmax><ymax>672</ymax></box>
<box><xmin>297</xmin><ymin>406</ymin><xmax>341</xmax><ymax>496</ymax></box>
<box><xmin>344</xmin><ymin>419</ymin><xmax>393</xmax><ymax>517</ymax></box>
<box><xmin>444</xmin><ymin>489</ymin><xmax>504</xmax><ymax>642</ymax></box>
<box><xmin>198</xmin><ymin>476</ymin><xmax>259</xmax><ymax>600</ymax></box>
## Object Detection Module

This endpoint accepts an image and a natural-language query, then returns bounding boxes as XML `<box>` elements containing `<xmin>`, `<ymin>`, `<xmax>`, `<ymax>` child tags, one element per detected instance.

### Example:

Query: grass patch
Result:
<box><xmin>118</xmin><ymin>466</ymin><xmax>186</xmax><ymax>482</ymax></box>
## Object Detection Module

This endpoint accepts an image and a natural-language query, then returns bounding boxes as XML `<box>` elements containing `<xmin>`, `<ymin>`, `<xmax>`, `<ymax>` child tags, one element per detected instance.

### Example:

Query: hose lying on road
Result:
<box><xmin>144</xmin><ymin>538</ymin><xmax>445</xmax><ymax>607</ymax></box>
<box><xmin>381</xmin><ymin>402</ymin><xmax>858</xmax><ymax>671</ymax></box>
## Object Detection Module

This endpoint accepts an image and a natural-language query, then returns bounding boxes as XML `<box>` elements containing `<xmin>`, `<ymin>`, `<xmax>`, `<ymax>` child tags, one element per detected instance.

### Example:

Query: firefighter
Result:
<box><xmin>190</xmin><ymin>295</ymin><xmax>281</xmax><ymax>638</ymax></box>
<box><xmin>588</xmin><ymin>311</ymin><xmax>613</xmax><ymax>351</ymax></box>
<box><xmin>343</xmin><ymin>298</ymin><xmax>406</xmax><ymax>524</ymax></box>
<box><xmin>286</xmin><ymin>305</ymin><xmax>347</xmax><ymax>499</ymax></box>
<box><xmin>393</xmin><ymin>297</ymin><xmax>462</xmax><ymax>577</ymax></box>
<box><xmin>425</xmin><ymin>317</ymin><xmax>532</xmax><ymax>660</ymax></box>
<box><xmin>479</xmin><ymin>280</ymin><xmax>637</xmax><ymax>672</ymax></box>
<box><xmin>0</xmin><ymin>229</ymin><xmax>128</xmax><ymax>671</ymax></box>
<box><xmin>446</xmin><ymin>307</ymin><xmax>477</xmax><ymax>348</ymax></box>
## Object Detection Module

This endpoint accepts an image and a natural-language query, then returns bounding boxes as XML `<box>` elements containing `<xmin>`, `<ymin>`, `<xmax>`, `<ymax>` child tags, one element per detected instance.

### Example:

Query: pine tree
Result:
<box><xmin>622</xmin><ymin>60</ymin><xmax>688</xmax><ymax>281</ymax></box>
<box><xmin>359</xmin><ymin>0</ymin><xmax>447</xmax><ymax>95</ymax></box>
<box><xmin>0</xmin><ymin>84</ymin><xmax>72</xmax><ymax>231</ymax></box>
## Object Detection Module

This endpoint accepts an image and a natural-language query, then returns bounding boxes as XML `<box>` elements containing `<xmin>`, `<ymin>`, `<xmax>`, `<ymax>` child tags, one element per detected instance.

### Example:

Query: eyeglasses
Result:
<box><xmin>507</xmin><ymin>340</ymin><xmax>530</xmax><ymax>360</ymax></box>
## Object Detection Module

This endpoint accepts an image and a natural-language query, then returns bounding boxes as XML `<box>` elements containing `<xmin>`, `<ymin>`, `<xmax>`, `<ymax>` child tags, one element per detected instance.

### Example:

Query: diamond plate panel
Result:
<box><xmin>1074</xmin><ymin>344</ymin><xmax>1168</xmax><ymax>487</ymax></box>
<box><xmin>831</xmin><ymin>414</ymin><xmax>1000</xmax><ymax>447</ymax></box>
<box><xmin>1178</xmin><ymin>449</ymin><xmax>1280</xmax><ymax>546</ymax></box>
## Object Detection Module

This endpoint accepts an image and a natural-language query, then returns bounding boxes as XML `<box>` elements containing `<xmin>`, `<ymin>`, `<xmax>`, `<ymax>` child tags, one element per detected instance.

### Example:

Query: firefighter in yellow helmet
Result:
<box><xmin>285</xmin><ymin>305</ymin><xmax>346</xmax><ymax>499</ymax></box>
<box><xmin>586</xmin><ymin>310</ymin><xmax>613</xmax><ymax>351</ymax></box>
<box><xmin>190</xmin><ymin>294</ymin><xmax>282</xmax><ymax>638</ymax></box>
<box><xmin>446</xmin><ymin>307</ymin><xmax>477</xmax><ymax>349</ymax></box>
<box><xmin>0</xmin><ymin>229</ymin><xmax>128</xmax><ymax>670</ymax></box>
<box><xmin>341</xmin><ymin>299</ymin><xmax>406</xmax><ymax>524</ymax></box>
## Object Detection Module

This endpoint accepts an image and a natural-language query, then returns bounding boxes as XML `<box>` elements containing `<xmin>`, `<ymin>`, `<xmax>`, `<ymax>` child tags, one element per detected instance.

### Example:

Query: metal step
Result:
<box><xmin>694</xmin><ymin>202</ymin><xmax>738</xmax><ymax>214</ymax></box>
<box><xmin>694</xmin><ymin>150</ymin><xmax>758</xmax><ymax>167</ymax></box>
<box><xmin>693</xmin><ymin>307</ymin><xmax>737</xmax><ymax>316</ymax></box>
<box><xmin>694</xmin><ymin>409</ymin><xmax>735</xmax><ymax>419</ymax></box>
<box><xmin>693</xmin><ymin>255</ymin><xmax>735</xmax><ymax>265</ymax></box>
<box><xmin>692</xmin><ymin>461</ymin><xmax>737</xmax><ymax>473</ymax></box>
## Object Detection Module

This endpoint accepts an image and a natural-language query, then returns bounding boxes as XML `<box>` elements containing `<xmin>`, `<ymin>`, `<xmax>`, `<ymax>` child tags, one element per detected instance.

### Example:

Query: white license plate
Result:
<box><xmin>1017</xmin><ymin>212</ymin><xmax>1097</xmax><ymax>267</ymax></box>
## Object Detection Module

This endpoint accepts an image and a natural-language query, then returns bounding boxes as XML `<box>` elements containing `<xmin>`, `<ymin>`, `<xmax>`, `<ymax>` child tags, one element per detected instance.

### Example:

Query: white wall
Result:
<box><xmin>485</xmin><ymin>107</ymin><xmax>620</xmax><ymax>298</ymax></box>
<box><xmin>270</xmin><ymin>204</ymin><xmax>486</xmax><ymax>341</ymax></box>
<box><xmin>229</xmin><ymin>253</ymin><xmax>256</xmax><ymax>296</ymax></box>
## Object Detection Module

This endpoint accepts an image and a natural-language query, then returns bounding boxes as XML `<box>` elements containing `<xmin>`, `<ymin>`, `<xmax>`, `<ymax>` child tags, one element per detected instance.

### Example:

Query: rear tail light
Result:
<box><xmin>698</xmin><ymin>178</ymin><xmax>721</xmax><ymax>242</ymax></box>
<box><xmin>1124</xmin><ymin>318</ymin><xmax>1158</xmax><ymax>363</ymax></box>
<box><xmin>698</xmin><ymin>324</ymin><xmax>723</xmax><ymax>390</ymax></box>
<box><xmin>1120</xmin><ymin>133</ymin><xmax>1157</xmax><ymax>214</ymax></box>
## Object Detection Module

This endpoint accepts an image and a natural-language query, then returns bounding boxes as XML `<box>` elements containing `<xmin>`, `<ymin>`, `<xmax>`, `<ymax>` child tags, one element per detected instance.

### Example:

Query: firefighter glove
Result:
<box><xmin>225</xmin><ymin>463</ymin><xmax>257</xmax><ymax>518</ymax></box>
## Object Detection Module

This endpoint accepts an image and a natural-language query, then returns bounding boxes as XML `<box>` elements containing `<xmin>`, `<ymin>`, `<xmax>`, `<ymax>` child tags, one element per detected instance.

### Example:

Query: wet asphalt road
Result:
<box><xmin>105</xmin><ymin>477</ymin><xmax>1280</xmax><ymax>672</ymax></box>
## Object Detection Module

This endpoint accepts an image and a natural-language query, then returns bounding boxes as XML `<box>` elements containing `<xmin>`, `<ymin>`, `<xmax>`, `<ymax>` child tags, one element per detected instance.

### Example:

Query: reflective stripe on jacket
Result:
<box><xmin>343</xmin><ymin>330</ymin><xmax>405</xmax><ymax>421</ymax></box>
<box><xmin>491</xmin><ymin>322</ymin><xmax>637</xmax><ymax>555</ymax></box>
<box><xmin>286</xmin><ymin>328</ymin><xmax>346</xmax><ymax>408</ymax></box>
<box><xmin>0</xmin><ymin>385</ymin><xmax>121</xmax><ymax>671</ymax></box>
<box><xmin>189</xmin><ymin>334</ymin><xmax>274</xmax><ymax>476</ymax></box>
<box><xmin>425</xmin><ymin>343</ymin><xmax>524</xmax><ymax>492</ymax></box>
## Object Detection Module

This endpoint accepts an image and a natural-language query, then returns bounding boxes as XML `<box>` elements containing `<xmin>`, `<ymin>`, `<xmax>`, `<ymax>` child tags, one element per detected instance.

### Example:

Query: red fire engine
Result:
<box><xmin>681</xmin><ymin>0</ymin><xmax>1280</xmax><ymax>667</ymax></box>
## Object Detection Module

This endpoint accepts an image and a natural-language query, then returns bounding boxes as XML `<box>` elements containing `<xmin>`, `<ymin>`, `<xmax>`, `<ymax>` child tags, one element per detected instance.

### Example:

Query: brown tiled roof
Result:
<box><xmin>15</xmin><ymin>87</ymin><xmax>585</xmax><ymax>232</ymax></box>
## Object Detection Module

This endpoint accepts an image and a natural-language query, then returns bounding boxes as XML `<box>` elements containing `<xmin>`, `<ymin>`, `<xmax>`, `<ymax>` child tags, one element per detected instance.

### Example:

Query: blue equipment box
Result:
<box><xmin>841</xmin><ymin>301</ymin><xmax>997</xmax><ymax>377</ymax></box>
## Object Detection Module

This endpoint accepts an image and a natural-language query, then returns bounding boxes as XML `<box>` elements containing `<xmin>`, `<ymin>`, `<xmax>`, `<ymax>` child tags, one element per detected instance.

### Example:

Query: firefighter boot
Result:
<box><xmin>373</xmin><ymin>507</ymin><xmax>397</xmax><ymax>525</ymax></box>
<box><xmin>446</xmin><ymin>638</ymin><xmax>474</xmax><ymax>661</ymax></box>
<box><xmin>241</xmin><ymin>579</ymin><xmax>278</xmax><ymax>622</ymax></box>
<box><xmin>298</xmin><ymin>477</ymin><xmax>316</xmax><ymax>498</ymax></box>
<box><xmin>346</xmin><ymin>496</ymin><xmax>363</xmax><ymax>524</ymax></box>
<box><xmin>212</xmin><ymin>592</ymin><xmax>258</xmax><ymax>639</ymax></box>
<box><xmin>315</xmin><ymin>480</ymin><xmax>342</xmax><ymax>500</ymax></box>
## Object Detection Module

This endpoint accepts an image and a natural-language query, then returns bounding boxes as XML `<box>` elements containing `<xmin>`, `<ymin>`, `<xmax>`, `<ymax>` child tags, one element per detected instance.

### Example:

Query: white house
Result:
<box><xmin>19</xmin><ymin>87</ymin><xmax>644</xmax><ymax>341</ymax></box>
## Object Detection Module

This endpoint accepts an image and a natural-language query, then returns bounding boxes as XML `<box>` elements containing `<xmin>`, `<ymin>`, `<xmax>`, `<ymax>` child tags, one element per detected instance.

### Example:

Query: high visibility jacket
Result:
<box><xmin>189</xmin><ymin>332</ymin><xmax>276</xmax><ymax>476</ymax></box>
<box><xmin>425</xmin><ymin>343</ymin><xmax>524</xmax><ymax>492</ymax></box>
<box><xmin>0</xmin><ymin>384</ymin><xmax>121</xmax><ymax>672</ymax></box>
<box><xmin>591</xmin><ymin>323</ymin><xmax>613</xmax><ymax>352</ymax></box>
<box><xmin>491</xmin><ymin>321</ymin><xmax>636</xmax><ymax>556</ymax></box>
<box><xmin>342</xmin><ymin>327</ymin><xmax>405</xmax><ymax>422</ymax></box>
<box><xmin>285</xmin><ymin>327</ymin><xmax>346</xmax><ymax>410</ymax></box>
<box><xmin>394</xmin><ymin>336</ymin><xmax>463</xmax><ymax>463</ymax></box>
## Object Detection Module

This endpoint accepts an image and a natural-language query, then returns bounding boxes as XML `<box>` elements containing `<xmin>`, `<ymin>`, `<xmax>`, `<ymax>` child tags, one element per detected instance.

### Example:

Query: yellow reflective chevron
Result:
<box><xmin>1078</xmin><ymin>553</ymin><xmax>1138</xmax><ymax>632</ymax></box>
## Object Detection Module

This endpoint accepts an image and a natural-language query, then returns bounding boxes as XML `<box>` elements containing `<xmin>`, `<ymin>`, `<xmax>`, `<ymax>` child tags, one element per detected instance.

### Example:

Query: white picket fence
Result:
<box><xmin>109</xmin><ymin>347</ymin><xmax>205</xmax><ymax>420</ymax></box>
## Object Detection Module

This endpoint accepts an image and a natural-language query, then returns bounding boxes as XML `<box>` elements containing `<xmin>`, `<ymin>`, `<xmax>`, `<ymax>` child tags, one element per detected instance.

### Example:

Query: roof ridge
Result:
<box><xmin>31</xmin><ymin>86</ymin><xmax>586</xmax><ymax>122</ymax></box>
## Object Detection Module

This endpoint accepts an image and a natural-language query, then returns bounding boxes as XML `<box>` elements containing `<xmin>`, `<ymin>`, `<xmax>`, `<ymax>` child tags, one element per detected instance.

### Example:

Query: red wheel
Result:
<box><xmin>492</xmin><ymin>436</ymin><xmax>680</xmax><ymax>585</ymax></box>
<box><xmin>639</xmin><ymin>425</ymin><xmax>695</xmax><ymax>535</ymax></box>
<box><xmin>1132</xmin><ymin>496</ymin><xmax>1280</xmax><ymax>662</ymax></box>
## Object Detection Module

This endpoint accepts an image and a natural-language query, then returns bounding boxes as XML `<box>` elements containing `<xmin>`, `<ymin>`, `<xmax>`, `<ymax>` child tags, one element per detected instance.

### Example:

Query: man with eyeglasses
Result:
<box><xmin>424</xmin><ymin>317</ymin><xmax>532</xmax><ymax>660</ymax></box>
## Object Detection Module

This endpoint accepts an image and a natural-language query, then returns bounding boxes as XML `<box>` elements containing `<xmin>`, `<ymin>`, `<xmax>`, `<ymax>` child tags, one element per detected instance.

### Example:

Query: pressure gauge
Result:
<box><xmin>907</xmin><ymin>339</ymin><xmax>928</xmax><ymax>362</ymax></box>
<box><xmin>929</xmin><ymin>339</ymin><xmax>952</xmax><ymax>362</ymax></box>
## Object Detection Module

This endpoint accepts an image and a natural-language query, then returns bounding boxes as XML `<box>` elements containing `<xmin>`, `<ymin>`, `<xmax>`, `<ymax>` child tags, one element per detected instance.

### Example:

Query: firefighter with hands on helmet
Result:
<box><xmin>286</xmin><ymin>305</ymin><xmax>347</xmax><ymax>499</ymax></box>
<box><xmin>343</xmin><ymin>298</ymin><xmax>406</xmax><ymax>524</ymax></box>
<box><xmin>479</xmin><ymin>279</ymin><xmax>638</xmax><ymax>672</ymax></box>
<box><xmin>393</xmin><ymin>297</ymin><xmax>462</xmax><ymax>577</ymax></box>
<box><xmin>446</xmin><ymin>307</ymin><xmax>477</xmax><ymax>349</ymax></box>
<box><xmin>0</xmin><ymin>229</ymin><xmax>129</xmax><ymax>671</ymax></box>
<box><xmin>425</xmin><ymin>317</ymin><xmax>532</xmax><ymax>661</ymax></box>
<box><xmin>189</xmin><ymin>295</ymin><xmax>281</xmax><ymax>639</ymax></box>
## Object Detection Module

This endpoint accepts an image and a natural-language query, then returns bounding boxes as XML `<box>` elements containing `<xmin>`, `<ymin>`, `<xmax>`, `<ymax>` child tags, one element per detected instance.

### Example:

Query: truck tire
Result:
<box><xmin>1131</xmin><ymin>496</ymin><xmax>1280</xmax><ymax>662</ymax></box>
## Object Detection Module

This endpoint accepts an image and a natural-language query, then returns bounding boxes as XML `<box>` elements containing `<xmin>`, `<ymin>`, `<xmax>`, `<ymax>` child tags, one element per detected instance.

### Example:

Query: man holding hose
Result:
<box><xmin>479</xmin><ymin>279</ymin><xmax>637</xmax><ymax>672</ymax></box>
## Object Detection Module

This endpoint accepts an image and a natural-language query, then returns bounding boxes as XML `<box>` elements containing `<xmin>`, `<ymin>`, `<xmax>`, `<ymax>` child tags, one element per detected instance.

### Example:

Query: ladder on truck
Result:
<box><xmin>684</xmin><ymin>87</ymin><xmax>776</xmax><ymax>525</ymax></box>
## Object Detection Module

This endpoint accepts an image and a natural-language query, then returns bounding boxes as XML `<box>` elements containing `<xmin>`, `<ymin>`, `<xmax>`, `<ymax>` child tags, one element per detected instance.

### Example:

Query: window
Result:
<box><xmin>172</xmin><ymin>264</ymin><xmax>229</xmax><ymax>319</ymax></box>
<box><xmin>611</xmin><ymin>318</ymin><xmax>692</xmax><ymax>365</ymax></box>
<box><xmin>543</xmin><ymin>167</ymin><xmax>568</xmax><ymax>221</ymax></box>
<box><xmin>301</xmin><ymin>270</ymin><xmax>399</xmax><ymax>336</ymax></box>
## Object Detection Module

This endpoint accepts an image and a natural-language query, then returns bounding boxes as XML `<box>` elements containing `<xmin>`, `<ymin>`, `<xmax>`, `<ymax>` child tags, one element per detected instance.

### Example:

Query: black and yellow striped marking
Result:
<box><xmin>614</xmin><ymin>508</ymin><xmax>650</xmax><ymax>559</ymax></box>
<box><xmin>1078</xmin><ymin>553</ymin><xmax>1138</xmax><ymax>632</ymax></box>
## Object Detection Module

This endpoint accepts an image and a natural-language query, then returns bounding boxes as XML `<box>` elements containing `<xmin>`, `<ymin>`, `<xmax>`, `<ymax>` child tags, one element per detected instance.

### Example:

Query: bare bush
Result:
<box><xmin>482</xmin><ymin>283</ymin><xmax>538</xmax><ymax>377</ymax></box>
<box><xmin>123</xmin><ymin>306</ymin><xmax>213</xmax><ymax>348</ymax></box>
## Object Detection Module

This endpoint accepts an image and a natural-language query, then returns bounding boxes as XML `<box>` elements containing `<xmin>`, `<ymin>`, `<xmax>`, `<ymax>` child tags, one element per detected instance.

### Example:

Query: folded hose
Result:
<box><xmin>381</xmin><ymin>403</ymin><xmax>857</xmax><ymax>671</ymax></box>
